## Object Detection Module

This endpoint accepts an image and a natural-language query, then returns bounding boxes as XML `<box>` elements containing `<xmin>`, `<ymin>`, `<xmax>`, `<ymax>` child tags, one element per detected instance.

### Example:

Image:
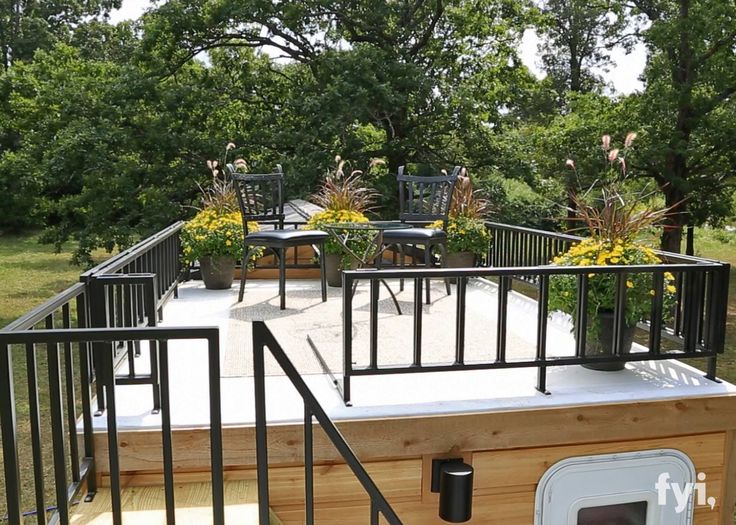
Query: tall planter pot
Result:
<box><xmin>199</xmin><ymin>256</ymin><xmax>236</xmax><ymax>290</ymax></box>
<box><xmin>444</xmin><ymin>251</ymin><xmax>476</xmax><ymax>283</ymax></box>
<box><xmin>325</xmin><ymin>254</ymin><xmax>359</xmax><ymax>287</ymax></box>
<box><xmin>579</xmin><ymin>310</ymin><xmax>636</xmax><ymax>371</ymax></box>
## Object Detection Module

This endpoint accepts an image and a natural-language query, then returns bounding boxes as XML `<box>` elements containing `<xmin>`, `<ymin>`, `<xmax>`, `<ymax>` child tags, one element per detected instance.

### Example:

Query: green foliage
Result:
<box><xmin>476</xmin><ymin>176</ymin><xmax>559</xmax><ymax>230</ymax></box>
<box><xmin>428</xmin><ymin>216</ymin><xmax>490</xmax><ymax>256</ymax></box>
<box><xmin>306</xmin><ymin>209</ymin><xmax>372</xmax><ymax>262</ymax></box>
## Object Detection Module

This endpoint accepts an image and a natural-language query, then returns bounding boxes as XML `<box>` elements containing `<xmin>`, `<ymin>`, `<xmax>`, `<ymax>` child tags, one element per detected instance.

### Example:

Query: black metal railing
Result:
<box><xmin>79</xmin><ymin>222</ymin><xmax>184</xmax><ymax>412</ymax></box>
<box><xmin>341</xmin><ymin>261</ymin><xmax>729</xmax><ymax>405</ymax></box>
<box><xmin>252</xmin><ymin>321</ymin><xmax>402</xmax><ymax>525</ymax></box>
<box><xmin>0</xmin><ymin>326</ymin><xmax>224</xmax><ymax>525</ymax></box>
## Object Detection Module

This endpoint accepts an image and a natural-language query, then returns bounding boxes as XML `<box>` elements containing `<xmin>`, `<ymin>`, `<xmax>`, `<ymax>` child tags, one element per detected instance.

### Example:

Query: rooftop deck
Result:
<box><xmin>92</xmin><ymin>276</ymin><xmax>735</xmax><ymax>432</ymax></box>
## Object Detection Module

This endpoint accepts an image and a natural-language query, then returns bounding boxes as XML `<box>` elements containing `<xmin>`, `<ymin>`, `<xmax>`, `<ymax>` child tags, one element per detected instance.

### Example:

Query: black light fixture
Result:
<box><xmin>431</xmin><ymin>458</ymin><xmax>474</xmax><ymax>523</ymax></box>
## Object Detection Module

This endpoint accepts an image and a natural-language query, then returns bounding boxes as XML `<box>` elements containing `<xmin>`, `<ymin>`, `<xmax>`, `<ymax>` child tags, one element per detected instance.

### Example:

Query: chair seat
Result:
<box><xmin>245</xmin><ymin>229</ymin><xmax>328</xmax><ymax>247</ymax></box>
<box><xmin>382</xmin><ymin>227</ymin><xmax>447</xmax><ymax>243</ymax></box>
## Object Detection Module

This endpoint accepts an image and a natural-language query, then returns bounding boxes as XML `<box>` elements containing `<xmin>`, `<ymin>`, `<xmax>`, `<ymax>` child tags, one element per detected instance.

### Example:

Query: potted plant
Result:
<box><xmin>182</xmin><ymin>143</ymin><xmax>259</xmax><ymax>289</ymax></box>
<box><xmin>549</xmin><ymin>133</ymin><xmax>677</xmax><ymax>370</ymax></box>
<box><xmin>307</xmin><ymin>156</ymin><xmax>380</xmax><ymax>286</ymax></box>
<box><xmin>427</xmin><ymin>171</ymin><xmax>491</xmax><ymax>268</ymax></box>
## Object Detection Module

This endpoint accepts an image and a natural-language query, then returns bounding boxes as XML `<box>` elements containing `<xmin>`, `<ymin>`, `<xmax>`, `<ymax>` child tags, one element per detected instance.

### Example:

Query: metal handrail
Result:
<box><xmin>252</xmin><ymin>321</ymin><xmax>403</xmax><ymax>525</ymax></box>
<box><xmin>0</xmin><ymin>326</ymin><xmax>223</xmax><ymax>525</ymax></box>
<box><xmin>341</xmin><ymin>256</ymin><xmax>730</xmax><ymax>404</ymax></box>
<box><xmin>80</xmin><ymin>221</ymin><xmax>184</xmax><ymax>279</ymax></box>
<box><xmin>2</xmin><ymin>282</ymin><xmax>87</xmax><ymax>331</ymax></box>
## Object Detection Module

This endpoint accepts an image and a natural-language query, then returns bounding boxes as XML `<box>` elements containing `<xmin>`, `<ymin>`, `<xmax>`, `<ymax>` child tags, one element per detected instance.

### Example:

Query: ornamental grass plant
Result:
<box><xmin>550</xmin><ymin>133</ymin><xmax>678</xmax><ymax>343</ymax></box>
<box><xmin>308</xmin><ymin>156</ymin><xmax>381</xmax><ymax>266</ymax></box>
<box><xmin>428</xmin><ymin>169</ymin><xmax>491</xmax><ymax>257</ymax></box>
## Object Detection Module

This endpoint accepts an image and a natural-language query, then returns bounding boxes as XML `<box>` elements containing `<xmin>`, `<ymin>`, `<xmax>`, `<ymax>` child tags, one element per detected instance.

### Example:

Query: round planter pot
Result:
<box><xmin>199</xmin><ymin>256</ymin><xmax>236</xmax><ymax>290</ymax></box>
<box><xmin>580</xmin><ymin>311</ymin><xmax>636</xmax><ymax>371</ymax></box>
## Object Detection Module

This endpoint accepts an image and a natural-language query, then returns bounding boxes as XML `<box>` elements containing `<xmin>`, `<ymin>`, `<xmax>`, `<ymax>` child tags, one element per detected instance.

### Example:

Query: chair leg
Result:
<box><xmin>424</xmin><ymin>244</ymin><xmax>432</xmax><ymax>305</ymax></box>
<box><xmin>238</xmin><ymin>248</ymin><xmax>252</xmax><ymax>303</ymax></box>
<box><xmin>279</xmin><ymin>247</ymin><xmax>286</xmax><ymax>310</ymax></box>
<box><xmin>439</xmin><ymin>243</ymin><xmax>451</xmax><ymax>296</ymax></box>
<box><xmin>318</xmin><ymin>242</ymin><xmax>327</xmax><ymax>302</ymax></box>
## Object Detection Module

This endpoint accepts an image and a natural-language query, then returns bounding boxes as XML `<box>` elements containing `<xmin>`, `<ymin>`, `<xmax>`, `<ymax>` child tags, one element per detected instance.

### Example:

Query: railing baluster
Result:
<box><xmin>536</xmin><ymin>275</ymin><xmax>549</xmax><ymax>394</ymax></box>
<box><xmin>574</xmin><ymin>274</ymin><xmax>589</xmax><ymax>358</ymax></box>
<box><xmin>343</xmin><ymin>272</ymin><xmax>353</xmax><ymax>404</ymax></box>
<box><xmin>496</xmin><ymin>276</ymin><xmax>509</xmax><ymax>363</ymax></box>
<box><xmin>413</xmin><ymin>277</ymin><xmax>423</xmax><ymax>367</ymax></box>
<box><xmin>47</xmin><ymin>313</ymin><xmax>70</xmax><ymax>524</ymax></box>
<box><xmin>103</xmin><ymin>336</ymin><xmax>124</xmax><ymax>525</ymax></box>
<box><xmin>455</xmin><ymin>277</ymin><xmax>467</xmax><ymax>365</ymax></box>
<box><xmin>62</xmin><ymin>303</ymin><xmax>81</xmax><ymax>484</ymax></box>
<box><xmin>0</xmin><ymin>342</ymin><xmax>22</xmax><ymax>525</ymax></box>
<box><xmin>208</xmin><ymin>334</ymin><xmax>225</xmax><ymax>525</ymax></box>
<box><xmin>649</xmin><ymin>271</ymin><xmax>664</xmax><ymax>355</ymax></box>
<box><xmin>26</xmin><ymin>340</ymin><xmax>48</xmax><ymax>525</ymax></box>
<box><xmin>75</xmin><ymin>293</ymin><xmax>97</xmax><ymax>497</ymax></box>
<box><xmin>253</xmin><ymin>327</ymin><xmax>271</xmax><ymax>525</ymax></box>
<box><xmin>370</xmin><ymin>500</ymin><xmax>379</xmax><ymax>525</ymax></box>
<box><xmin>612</xmin><ymin>273</ymin><xmax>627</xmax><ymax>356</ymax></box>
<box><xmin>304</xmin><ymin>406</ymin><xmax>314</xmax><ymax>525</ymax></box>
<box><xmin>159</xmin><ymin>340</ymin><xmax>176</xmax><ymax>525</ymax></box>
<box><xmin>370</xmin><ymin>279</ymin><xmax>379</xmax><ymax>369</ymax></box>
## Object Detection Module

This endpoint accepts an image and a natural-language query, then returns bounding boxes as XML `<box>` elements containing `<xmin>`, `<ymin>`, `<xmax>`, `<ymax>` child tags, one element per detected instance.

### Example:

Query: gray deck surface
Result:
<box><xmin>90</xmin><ymin>278</ymin><xmax>736</xmax><ymax>431</ymax></box>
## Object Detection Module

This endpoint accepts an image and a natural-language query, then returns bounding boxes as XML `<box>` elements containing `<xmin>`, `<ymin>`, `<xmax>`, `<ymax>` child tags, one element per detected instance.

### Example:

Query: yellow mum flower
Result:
<box><xmin>666</xmin><ymin>284</ymin><xmax>676</xmax><ymax>293</ymax></box>
<box><xmin>626</xmin><ymin>280</ymin><xmax>634</xmax><ymax>288</ymax></box>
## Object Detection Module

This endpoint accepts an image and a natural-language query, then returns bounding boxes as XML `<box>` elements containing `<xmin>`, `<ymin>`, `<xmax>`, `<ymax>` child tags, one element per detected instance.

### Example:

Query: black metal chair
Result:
<box><xmin>229</xmin><ymin>164</ymin><xmax>328</xmax><ymax>310</ymax></box>
<box><xmin>382</xmin><ymin>165</ymin><xmax>460</xmax><ymax>304</ymax></box>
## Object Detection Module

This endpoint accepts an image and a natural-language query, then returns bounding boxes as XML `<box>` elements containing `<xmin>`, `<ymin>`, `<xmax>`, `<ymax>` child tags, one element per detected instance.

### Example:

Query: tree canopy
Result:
<box><xmin>0</xmin><ymin>0</ymin><xmax>734</xmax><ymax>261</ymax></box>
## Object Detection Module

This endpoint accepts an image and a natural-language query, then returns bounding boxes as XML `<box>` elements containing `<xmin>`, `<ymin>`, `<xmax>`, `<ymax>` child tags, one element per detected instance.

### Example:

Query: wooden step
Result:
<box><xmin>70</xmin><ymin>480</ymin><xmax>283</xmax><ymax>525</ymax></box>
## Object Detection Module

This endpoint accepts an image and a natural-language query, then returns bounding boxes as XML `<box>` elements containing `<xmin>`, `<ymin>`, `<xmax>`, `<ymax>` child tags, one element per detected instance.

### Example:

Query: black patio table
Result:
<box><xmin>322</xmin><ymin>221</ymin><xmax>411</xmax><ymax>315</ymax></box>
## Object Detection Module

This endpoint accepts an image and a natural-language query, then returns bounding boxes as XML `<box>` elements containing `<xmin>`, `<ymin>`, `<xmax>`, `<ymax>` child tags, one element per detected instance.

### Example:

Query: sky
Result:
<box><xmin>109</xmin><ymin>0</ymin><xmax>647</xmax><ymax>95</ymax></box>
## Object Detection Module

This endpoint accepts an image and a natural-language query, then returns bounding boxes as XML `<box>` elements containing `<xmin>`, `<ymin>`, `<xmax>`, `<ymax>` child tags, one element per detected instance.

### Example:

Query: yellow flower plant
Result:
<box><xmin>181</xmin><ymin>208</ymin><xmax>260</xmax><ymax>264</ymax></box>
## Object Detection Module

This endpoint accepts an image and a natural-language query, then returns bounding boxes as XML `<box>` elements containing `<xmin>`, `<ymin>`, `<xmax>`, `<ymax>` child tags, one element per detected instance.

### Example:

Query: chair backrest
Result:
<box><xmin>230</xmin><ymin>164</ymin><xmax>285</xmax><ymax>232</ymax></box>
<box><xmin>397</xmin><ymin>165</ymin><xmax>461</xmax><ymax>226</ymax></box>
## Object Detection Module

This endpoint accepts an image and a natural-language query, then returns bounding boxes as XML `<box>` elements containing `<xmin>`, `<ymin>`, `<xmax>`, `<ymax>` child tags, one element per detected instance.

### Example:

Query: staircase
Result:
<box><xmin>71</xmin><ymin>480</ymin><xmax>284</xmax><ymax>524</ymax></box>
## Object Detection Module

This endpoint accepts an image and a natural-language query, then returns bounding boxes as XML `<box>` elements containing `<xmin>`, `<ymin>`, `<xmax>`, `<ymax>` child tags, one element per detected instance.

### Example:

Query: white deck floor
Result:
<box><xmin>93</xmin><ymin>278</ymin><xmax>736</xmax><ymax>431</ymax></box>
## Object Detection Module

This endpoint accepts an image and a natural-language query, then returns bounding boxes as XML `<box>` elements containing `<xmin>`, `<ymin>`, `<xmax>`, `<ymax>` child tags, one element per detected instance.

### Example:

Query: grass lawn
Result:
<box><xmin>0</xmin><ymin>233</ymin><xmax>111</xmax><ymax>520</ymax></box>
<box><xmin>0</xmin><ymin>228</ymin><xmax>734</xmax><ymax>520</ymax></box>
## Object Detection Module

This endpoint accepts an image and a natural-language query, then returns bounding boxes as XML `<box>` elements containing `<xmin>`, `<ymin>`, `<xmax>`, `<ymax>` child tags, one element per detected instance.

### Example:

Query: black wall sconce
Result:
<box><xmin>431</xmin><ymin>458</ymin><xmax>474</xmax><ymax>523</ymax></box>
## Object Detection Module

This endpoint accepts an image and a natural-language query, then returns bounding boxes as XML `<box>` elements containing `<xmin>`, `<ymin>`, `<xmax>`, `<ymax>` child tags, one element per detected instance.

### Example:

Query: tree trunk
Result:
<box><xmin>685</xmin><ymin>224</ymin><xmax>694</xmax><ymax>255</ymax></box>
<box><xmin>660</xmin><ymin>184</ymin><xmax>686</xmax><ymax>253</ymax></box>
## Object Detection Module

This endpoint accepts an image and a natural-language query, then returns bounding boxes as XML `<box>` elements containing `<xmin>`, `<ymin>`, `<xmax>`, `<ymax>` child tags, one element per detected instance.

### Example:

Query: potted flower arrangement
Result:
<box><xmin>427</xmin><ymin>170</ymin><xmax>491</xmax><ymax>268</ymax></box>
<box><xmin>182</xmin><ymin>143</ymin><xmax>259</xmax><ymax>289</ymax></box>
<box><xmin>307</xmin><ymin>156</ymin><xmax>380</xmax><ymax>286</ymax></box>
<box><xmin>549</xmin><ymin>133</ymin><xmax>677</xmax><ymax>370</ymax></box>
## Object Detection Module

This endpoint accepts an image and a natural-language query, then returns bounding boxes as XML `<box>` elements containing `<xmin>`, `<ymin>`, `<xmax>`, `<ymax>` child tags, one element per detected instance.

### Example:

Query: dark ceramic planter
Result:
<box><xmin>580</xmin><ymin>311</ymin><xmax>636</xmax><ymax>371</ymax></box>
<box><xmin>199</xmin><ymin>256</ymin><xmax>236</xmax><ymax>290</ymax></box>
<box><xmin>444</xmin><ymin>251</ymin><xmax>476</xmax><ymax>283</ymax></box>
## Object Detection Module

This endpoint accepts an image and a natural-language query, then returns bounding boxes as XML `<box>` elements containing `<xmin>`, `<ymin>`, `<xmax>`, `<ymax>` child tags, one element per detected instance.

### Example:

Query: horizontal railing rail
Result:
<box><xmin>0</xmin><ymin>326</ymin><xmax>223</xmax><ymax>525</ymax></box>
<box><xmin>81</xmin><ymin>221</ymin><xmax>184</xmax><ymax>315</ymax></box>
<box><xmin>252</xmin><ymin>321</ymin><xmax>403</xmax><ymax>525</ymax></box>
<box><xmin>341</xmin><ymin>259</ymin><xmax>729</xmax><ymax>404</ymax></box>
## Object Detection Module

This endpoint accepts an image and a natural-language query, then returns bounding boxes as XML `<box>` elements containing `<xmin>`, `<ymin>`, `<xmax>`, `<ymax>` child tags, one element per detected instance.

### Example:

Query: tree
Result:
<box><xmin>536</xmin><ymin>0</ymin><xmax>635</xmax><ymax>98</ymax></box>
<box><xmin>627</xmin><ymin>0</ymin><xmax>736</xmax><ymax>252</ymax></box>
<box><xmin>0</xmin><ymin>0</ymin><xmax>120</xmax><ymax>70</ymax></box>
<box><xmin>141</xmin><ymin>0</ymin><xmax>532</xmax><ymax>177</ymax></box>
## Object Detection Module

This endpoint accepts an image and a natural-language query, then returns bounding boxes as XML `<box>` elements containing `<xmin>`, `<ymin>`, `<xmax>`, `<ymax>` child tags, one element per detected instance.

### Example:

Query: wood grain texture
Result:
<box><xmin>95</xmin><ymin>395</ymin><xmax>736</xmax><ymax>475</ymax></box>
<box><xmin>70</xmin><ymin>480</ymin><xmax>283</xmax><ymax>525</ymax></box>
<box><xmin>721</xmin><ymin>430</ymin><xmax>736</xmax><ymax>525</ymax></box>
